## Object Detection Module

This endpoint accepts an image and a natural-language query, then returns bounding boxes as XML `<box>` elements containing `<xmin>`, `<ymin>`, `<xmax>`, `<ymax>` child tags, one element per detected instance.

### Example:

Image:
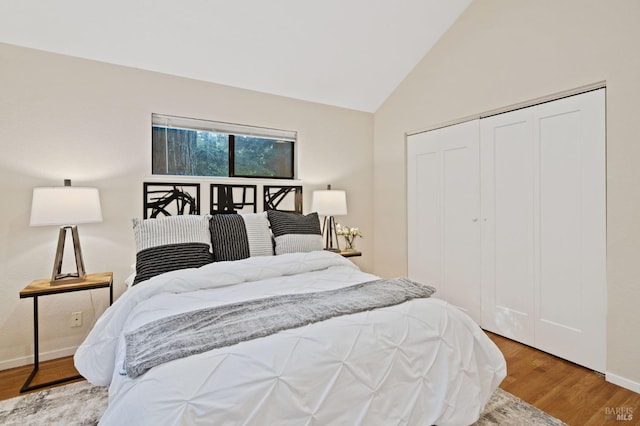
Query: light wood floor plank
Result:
<box><xmin>488</xmin><ymin>332</ymin><xmax>640</xmax><ymax>425</ymax></box>
<box><xmin>0</xmin><ymin>356</ymin><xmax>81</xmax><ymax>401</ymax></box>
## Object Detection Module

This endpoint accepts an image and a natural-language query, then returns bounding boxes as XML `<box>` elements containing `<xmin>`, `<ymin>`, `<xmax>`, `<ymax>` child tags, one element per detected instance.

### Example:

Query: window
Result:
<box><xmin>152</xmin><ymin>114</ymin><xmax>296</xmax><ymax>179</ymax></box>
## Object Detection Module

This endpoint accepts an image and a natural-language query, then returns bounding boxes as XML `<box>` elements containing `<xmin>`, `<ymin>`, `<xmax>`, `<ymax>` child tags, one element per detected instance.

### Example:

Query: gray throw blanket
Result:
<box><xmin>124</xmin><ymin>277</ymin><xmax>435</xmax><ymax>378</ymax></box>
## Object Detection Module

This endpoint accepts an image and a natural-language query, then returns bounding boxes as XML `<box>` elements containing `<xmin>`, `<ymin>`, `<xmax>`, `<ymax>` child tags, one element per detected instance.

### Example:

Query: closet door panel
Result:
<box><xmin>407</xmin><ymin>133</ymin><xmax>441</xmax><ymax>289</ymax></box>
<box><xmin>441</xmin><ymin>142</ymin><xmax>478</xmax><ymax>319</ymax></box>
<box><xmin>407</xmin><ymin>120</ymin><xmax>481</xmax><ymax>323</ymax></box>
<box><xmin>533</xmin><ymin>89</ymin><xmax>606</xmax><ymax>372</ymax></box>
<box><xmin>538</xmin><ymin>110</ymin><xmax>583</xmax><ymax>329</ymax></box>
<box><xmin>480</xmin><ymin>110</ymin><xmax>535</xmax><ymax>345</ymax></box>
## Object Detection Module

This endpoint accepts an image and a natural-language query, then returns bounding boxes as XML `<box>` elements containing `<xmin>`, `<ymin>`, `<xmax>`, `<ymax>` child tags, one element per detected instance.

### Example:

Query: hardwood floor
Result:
<box><xmin>0</xmin><ymin>356</ymin><xmax>82</xmax><ymax>401</ymax></box>
<box><xmin>1</xmin><ymin>335</ymin><xmax>638</xmax><ymax>426</ymax></box>
<box><xmin>487</xmin><ymin>332</ymin><xmax>640</xmax><ymax>426</ymax></box>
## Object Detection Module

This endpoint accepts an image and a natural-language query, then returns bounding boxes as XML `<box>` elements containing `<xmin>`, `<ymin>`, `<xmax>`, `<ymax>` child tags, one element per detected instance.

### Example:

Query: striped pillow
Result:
<box><xmin>241</xmin><ymin>212</ymin><xmax>274</xmax><ymax>257</ymax></box>
<box><xmin>132</xmin><ymin>215</ymin><xmax>213</xmax><ymax>285</ymax></box>
<box><xmin>132</xmin><ymin>215</ymin><xmax>212</xmax><ymax>252</ymax></box>
<box><xmin>133</xmin><ymin>243</ymin><xmax>212</xmax><ymax>285</ymax></box>
<box><xmin>209</xmin><ymin>213</ymin><xmax>274</xmax><ymax>261</ymax></box>
<box><xmin>266</xmin><ymin>210</ymin><xmax>323</xmax><ymax>255</ymax></box>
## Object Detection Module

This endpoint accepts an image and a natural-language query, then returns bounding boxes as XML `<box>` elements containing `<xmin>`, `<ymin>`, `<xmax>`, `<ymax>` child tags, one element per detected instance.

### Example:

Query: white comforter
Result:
<box><xmin>75</xmin><ymin>251</ymin><xmax>506</xmax><ymax>425</ymax></box>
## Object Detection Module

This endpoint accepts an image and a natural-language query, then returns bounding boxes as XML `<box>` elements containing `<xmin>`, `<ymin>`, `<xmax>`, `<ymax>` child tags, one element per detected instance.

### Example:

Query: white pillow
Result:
<box><xmin>266</xmin><ymin>210</ymin><xmax>323</xmax><ymax>255</ymax></box>
<box><xmin>241</xmin><ymin>212</ymin><xmax>274</xmax><ymax>257</ymax></box>
<box><xmin>132</xmin><ymin>215</ymin><xmax>212</xmax><ymax>253</ymax></box>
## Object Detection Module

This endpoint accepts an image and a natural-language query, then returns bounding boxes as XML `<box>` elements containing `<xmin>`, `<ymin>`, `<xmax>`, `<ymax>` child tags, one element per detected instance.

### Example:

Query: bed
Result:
<box><xmin>74</xmin><ymin>207</ymin><xmax>506</xmax><ymax>425</ymax></box>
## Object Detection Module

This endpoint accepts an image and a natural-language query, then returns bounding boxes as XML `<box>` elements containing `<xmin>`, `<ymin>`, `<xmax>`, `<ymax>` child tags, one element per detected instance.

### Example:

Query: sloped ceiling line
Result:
<box><xmin>0</xmin><ymin>0</ymin><xmax>472</xmax><ymax>112</ymax></box>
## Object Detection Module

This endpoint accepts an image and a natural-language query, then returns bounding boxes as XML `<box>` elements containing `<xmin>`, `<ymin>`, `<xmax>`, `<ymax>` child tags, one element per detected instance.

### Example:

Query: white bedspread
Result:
<box><xmin>75</xmin><ymin>251</ymin><xmax>506</xmax><ymax>425</ymax></box>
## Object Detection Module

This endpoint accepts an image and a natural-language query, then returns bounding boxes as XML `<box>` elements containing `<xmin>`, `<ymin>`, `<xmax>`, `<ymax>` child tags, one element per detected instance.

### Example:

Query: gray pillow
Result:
<box><xmin>131</xmin><ymin>215</ymin><xmax>213</xmax><ymax>284</ymax></box>
<box><xmin>209</xmin><ymin>213</ymin><xmax>275</xmax><ymax>261</ymax></box>
<box><xmin>266</xmin><ymin>210</ymin><xmax>323</xmax><ymax>255</ymax></box>
<box><xmin>133</xmin><ymin>243</ymin><xmax>212</xmax><ymax>285</ymax></box>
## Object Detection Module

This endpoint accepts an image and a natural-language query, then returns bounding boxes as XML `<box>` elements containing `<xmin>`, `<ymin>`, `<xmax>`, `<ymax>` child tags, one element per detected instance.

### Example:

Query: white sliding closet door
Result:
<box><xmin>480</xmin><ymin>89</ymin><xmax>606</xmax><ymax>372</ymax></box>
<box><xmin>407</xmin><ymin>89</ymin><xmax>605</xmax><ymax>372</ymax></box>
<box><xmin>407</xmin><ymin>120</ymin><xmax>481</xmax><ymax>322</ymax></box>
<box><xmin>480</xmin><ymin>108</ymin><xmax>536</xmax><ymax>346</ymax></box>
<box><xmin>533</xmin><ymin>90</ymin><xmax>606</xmax><ymax>372</ymax></box>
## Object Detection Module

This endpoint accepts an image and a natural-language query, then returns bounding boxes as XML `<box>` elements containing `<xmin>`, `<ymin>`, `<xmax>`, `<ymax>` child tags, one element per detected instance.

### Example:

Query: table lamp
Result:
<box><xmin>312</xmin><ymin>185</ymin><xmax>347</xmax><ymax>252</ymax></box>
<box><xmin>30</xmin><ymin>179</ymin><xmax>103</xmax><ymax>285</ymax></box>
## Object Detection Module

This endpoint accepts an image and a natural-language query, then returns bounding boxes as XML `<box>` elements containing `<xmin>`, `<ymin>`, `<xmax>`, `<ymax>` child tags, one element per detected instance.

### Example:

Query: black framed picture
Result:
<box><xmin>210</xmin><ymin>184</ymin><xmax>257</xmax><ymax>214</ymax></box>
<box><xmin>263</xmin><ymin>185</ymin><xmax>303</xmax><ymax>213</ymax></box>
<box><xmin>143</xmin><ymin>182</ymin><xmax>201</xmax><ymax>218</ymax></box>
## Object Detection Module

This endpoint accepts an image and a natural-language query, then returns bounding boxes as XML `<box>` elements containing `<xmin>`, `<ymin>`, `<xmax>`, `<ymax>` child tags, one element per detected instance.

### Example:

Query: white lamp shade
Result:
<box><xmin>30</xmin><ymin>186</ymin><xmax>103</xmax><ymax>226</ymax></box>
<box><xmin>312</xmin><ymin>190</ymin><xmax>347</xmax><ymax>216</ymax></box>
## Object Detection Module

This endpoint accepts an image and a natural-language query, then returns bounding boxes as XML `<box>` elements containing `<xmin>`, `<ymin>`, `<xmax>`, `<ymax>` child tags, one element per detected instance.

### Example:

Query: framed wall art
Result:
<box><xmin>143</xmin><ymin>182</ymin><xmax>201</xmax><ymax>218</ymax></box>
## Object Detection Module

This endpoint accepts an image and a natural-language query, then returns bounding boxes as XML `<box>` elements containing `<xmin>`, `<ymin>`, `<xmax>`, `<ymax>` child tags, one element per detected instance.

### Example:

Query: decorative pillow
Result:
<box><xmin>209</xmin><ymin>212</ymin><xmax>274</xmax><ymax>261</ymax></box>
<box><xmin>241</xmin><ymin>212</ymin><xmax>274</xmax><ymax>257</ymax></box>
<box><xmin>210</xmin><ymin>214</ymin><xmax>250</xmax><ymax>261</ymax></box>
<box><xmin>266</xmin><ymin>210</ymin><xmax>323</xmax><ymax>255</ymax></box>
<box><xmin>131</xmin><ymin>215</ymin><xmax>213</xmax><ymax>285</ymax></box>
<box><xmin>132</xmin><ymin>215</ymin><xmax>212</xmax><ymax>252</ymax></box>
<box><xmin>133</xmin><ymin>243</ymin><xmax>212</xmax><ymax>285</ymax></box>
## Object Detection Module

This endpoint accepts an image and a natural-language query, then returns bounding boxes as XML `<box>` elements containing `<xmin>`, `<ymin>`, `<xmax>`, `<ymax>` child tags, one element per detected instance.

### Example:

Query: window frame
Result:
<box><xmin>152</xmin><ymin>114</ymin><xmax>297</xmax><ymax>180</ymax></box>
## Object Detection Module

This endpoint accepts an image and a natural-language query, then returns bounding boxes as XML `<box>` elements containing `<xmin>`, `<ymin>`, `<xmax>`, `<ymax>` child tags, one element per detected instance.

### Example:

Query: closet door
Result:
<box><xmin>407</xmin><ymin>120</ymin><xmax>481</xmax><ymax>322</ymax></box>
<box><xmin>532</xmin><ymin>89</ymin><xmax>606</xmax><ymax>372</ymax></box>
<box><xmin>480</xmin><ymin>108</ymin><xmax>536</xmax><ymax>346</ymax></box>
<box><xmin>481</xmin><ymin>89</ymin><xmax>606</xmax><ymax>372</ymax></box>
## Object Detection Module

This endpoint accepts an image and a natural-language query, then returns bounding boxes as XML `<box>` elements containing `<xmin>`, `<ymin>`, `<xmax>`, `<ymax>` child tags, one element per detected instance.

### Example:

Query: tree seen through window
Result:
<box><xmin>152</xmin><ymin>122</ymin><xmax>294</xmax><ymax>179</ymax></box>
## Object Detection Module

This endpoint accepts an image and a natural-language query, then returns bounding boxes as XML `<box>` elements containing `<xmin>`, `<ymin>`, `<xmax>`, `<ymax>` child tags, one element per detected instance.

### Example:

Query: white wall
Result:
<box><xmin>0</xmin><ymin>43</ymin><xmax>373</xmax><ymax>369</ymax></box>
<box><xmin>373</xmin><ymin>0</ymin><xmax>640</xmax><ymax>391</ymax></box>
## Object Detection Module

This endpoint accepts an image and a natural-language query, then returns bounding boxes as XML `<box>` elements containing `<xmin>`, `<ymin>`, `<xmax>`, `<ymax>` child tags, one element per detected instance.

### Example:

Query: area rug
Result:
<box><xmin>0</xmin><ymin>381</ymin><xmax>107</xmax><ymax>426</ymax></box>
<box><xmin>0</xmin><ymin>381</ymin><xmax>565</xmax><ymax>425</ymax></box>
<box><xmin>473</xmin><ymin>388</ymin><xmax>566</xmax><ymax>425</ymax></box>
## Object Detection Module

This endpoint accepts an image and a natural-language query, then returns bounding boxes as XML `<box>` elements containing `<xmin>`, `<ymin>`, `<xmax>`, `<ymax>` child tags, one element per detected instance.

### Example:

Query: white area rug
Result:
<box><xmin>0</xmin><ymin>381</ymin><xmax>107</xmax><ymax>426</ymax></box>
<box><xmin>0</xmin><ymin>380</ymin><xmax>565</xmax><ymax>425</ymax></box>
<box><xmin>474</xmin><ymin>387</ymin><xmax>567</xmax><ymax>425</ymax></box>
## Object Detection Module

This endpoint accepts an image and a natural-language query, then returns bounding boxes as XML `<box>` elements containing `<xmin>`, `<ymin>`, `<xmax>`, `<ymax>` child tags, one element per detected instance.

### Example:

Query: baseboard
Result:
<box><xmin>0</xmin><ymin>346</ymin><xmax>78</xmax><ymax>371</ymax></box>
<box><xmin>606</xmin><ymin>372</ymin><xmax>640</xmax><ymax>394</ymax></box>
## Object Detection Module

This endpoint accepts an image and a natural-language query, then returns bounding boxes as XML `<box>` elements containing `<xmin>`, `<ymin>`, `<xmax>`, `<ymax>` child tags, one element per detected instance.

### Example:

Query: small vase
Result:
<box><xmin>344</xmin><ymin>237</ymin><xmax>356</xmax><ymax>251</ymax></box>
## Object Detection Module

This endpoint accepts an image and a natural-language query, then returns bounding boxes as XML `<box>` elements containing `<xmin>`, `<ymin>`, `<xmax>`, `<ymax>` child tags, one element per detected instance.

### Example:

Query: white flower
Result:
<box><xmin>334</xmin><ymin>223</ymin><xmax>362</xmax><ymax>238</ymax></box>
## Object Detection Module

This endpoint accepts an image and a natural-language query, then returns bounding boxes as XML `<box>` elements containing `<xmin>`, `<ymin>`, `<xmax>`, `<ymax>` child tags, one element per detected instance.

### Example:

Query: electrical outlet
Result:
<box><xmin>71</xmin><ymin>311</ymin><xmax>82</xmax><ymax>328</ymax></box>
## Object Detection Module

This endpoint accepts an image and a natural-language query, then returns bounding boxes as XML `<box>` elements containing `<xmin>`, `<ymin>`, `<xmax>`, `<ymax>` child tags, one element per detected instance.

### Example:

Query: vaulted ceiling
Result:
<box><xmin>0</xmin><ymin>0</ymin><xmax>472</xmax><ymax>112</ymax></box>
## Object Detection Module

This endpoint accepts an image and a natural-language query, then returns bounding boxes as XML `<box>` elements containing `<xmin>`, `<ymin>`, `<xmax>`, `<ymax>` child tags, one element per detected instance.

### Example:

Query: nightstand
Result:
<box><xmin>340</xmin><ymin>250</ymin><xmax>361</xmax><ymax>258</ymax></box>
<box><xmin>19</xmin><ymin>272</ymin><xmax>113</xmax><ymax>393</ymax></box>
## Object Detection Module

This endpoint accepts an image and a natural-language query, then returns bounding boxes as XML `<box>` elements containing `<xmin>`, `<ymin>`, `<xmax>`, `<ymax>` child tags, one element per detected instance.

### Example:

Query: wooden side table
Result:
<box><xmin>19</xmin><ymin>272</ymin><xmax>113</xmax><ymax>393</ymax></box>
<box><xmin>340</xmin><ymin>250</ymin><xmax>362</xmax><ymax>258</ymax></box>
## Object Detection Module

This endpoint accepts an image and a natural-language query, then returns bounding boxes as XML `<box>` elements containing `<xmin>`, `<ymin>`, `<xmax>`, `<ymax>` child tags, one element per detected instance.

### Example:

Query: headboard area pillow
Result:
<box><xmin>209</xmin><ymin>212</ymin><xmax>273</xmax><ymax>262</ymax></box>
<box><xmin>266</xmin><ymin>210</ymin><xmax>323</xmax><ymax>255</ymax></box>
<box><xmin>134</xmin><ymin>243</ymin><xmax>212</xmax><ymax>285</ymax></box>
<box><xmin>132</xmin><ymin>215</ymin><xmax>213</xmax><ymax>285</ymax></box>
<box><xmin>133</xmin><ymin>215</ymin><xmax>212</xmax><ymax>252</ymax></box>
